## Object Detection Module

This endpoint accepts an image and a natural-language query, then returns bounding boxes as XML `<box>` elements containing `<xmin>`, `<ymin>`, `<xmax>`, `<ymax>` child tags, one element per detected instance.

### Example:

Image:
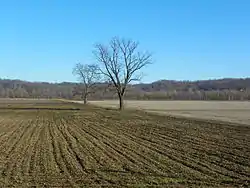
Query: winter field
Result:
<box><xmin>0</xmin><ymin>99</ymin><xmax>249</xmax><ymax>187</ymax></box>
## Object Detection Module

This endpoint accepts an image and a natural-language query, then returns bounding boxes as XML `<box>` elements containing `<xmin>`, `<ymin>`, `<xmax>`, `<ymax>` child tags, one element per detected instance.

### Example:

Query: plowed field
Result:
<box><xmin>0</xmin><ymin>100</ymin><xmax>249</xmax><ymax>187</ymax></box>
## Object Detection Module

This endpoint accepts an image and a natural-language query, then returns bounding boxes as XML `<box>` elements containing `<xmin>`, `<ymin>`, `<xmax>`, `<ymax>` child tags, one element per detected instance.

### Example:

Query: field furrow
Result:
<box><xmin>0</xmin><ymin>101</ymin><xmax>249</xmax><ymax>187</ymax></box>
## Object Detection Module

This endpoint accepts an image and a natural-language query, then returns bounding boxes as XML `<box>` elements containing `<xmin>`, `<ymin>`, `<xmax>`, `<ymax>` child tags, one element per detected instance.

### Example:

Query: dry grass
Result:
<box><xmin>0</xmin><ymin>99</ymin><xmax>249</xmax><ymax>187</ymax></box>
<box><xmin>89</xmin><ymin>100</ymin><xmax>250</xmax><ymax>125</ymax></box>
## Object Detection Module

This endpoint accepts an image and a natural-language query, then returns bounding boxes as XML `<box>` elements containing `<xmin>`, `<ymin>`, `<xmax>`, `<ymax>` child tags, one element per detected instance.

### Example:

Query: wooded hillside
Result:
<box><xmin>0</xmin><ymin>78</ymin><xmax>249</xmax><ymax>100</ymax></box>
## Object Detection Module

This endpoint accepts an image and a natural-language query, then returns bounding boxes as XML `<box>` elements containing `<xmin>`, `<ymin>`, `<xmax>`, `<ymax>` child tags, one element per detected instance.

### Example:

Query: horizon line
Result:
<box><xmin>0</xmin><ymin>76</ymin><xmax>249</xmax><ymax>85</ymax></box>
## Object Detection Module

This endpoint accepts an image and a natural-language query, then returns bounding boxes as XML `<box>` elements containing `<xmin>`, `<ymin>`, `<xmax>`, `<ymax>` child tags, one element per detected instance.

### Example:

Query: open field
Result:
<box><xmin>0</xmin><ymin>98</ymin><xmax>80</xmax><ymax>110</ymax></box>
<box><xmin>89</xmin><ymin>100</ymin><xmax>250</xmax><ymax>125</ymax></box>
<box><xmin>0</xmin><ymin>99</ymin><xmax>249</xmax><ymax>187</ymax></box>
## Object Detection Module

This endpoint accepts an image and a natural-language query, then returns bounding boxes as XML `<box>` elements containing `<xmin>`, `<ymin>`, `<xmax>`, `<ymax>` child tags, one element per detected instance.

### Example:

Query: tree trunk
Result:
<box><xmin>118</xmin><ymin>94</ymin><xmax>124</xmax><ymax>110</ymax></box>
<box><xmin>82</xmin><ymin>93</ymin><xmax>88</xmax><ymax>104</ymax></box>
<box><xmin>84</xmin><ymin>96</ymin><xmax>87</xmax><ymax>104</ymax></box>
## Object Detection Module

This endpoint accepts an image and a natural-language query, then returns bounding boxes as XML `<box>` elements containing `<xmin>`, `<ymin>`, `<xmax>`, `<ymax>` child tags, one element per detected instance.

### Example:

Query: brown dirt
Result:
<box><xmin>88</xmin><ymin>100</ymin><xmax>250</xmax><ymax>125</ymax></box>
<box><xmin>0</xmin><ymin>100</ymin><xmax>249</xmax><ymax>187</ymax></box>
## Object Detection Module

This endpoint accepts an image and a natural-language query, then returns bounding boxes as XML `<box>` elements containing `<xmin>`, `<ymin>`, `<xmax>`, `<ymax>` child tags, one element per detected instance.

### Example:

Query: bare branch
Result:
<box><xmin>72</xmin><ymin>63</ymin><xmax>100</xmax><ymax>104</ymax></box>
<box><xmin>94</xmin><ymin>37</ymin><xmax>152</xmax><ymax>110</ymax></box>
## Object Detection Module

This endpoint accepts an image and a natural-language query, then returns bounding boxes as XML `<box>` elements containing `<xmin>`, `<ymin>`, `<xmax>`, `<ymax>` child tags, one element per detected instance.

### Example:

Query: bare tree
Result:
<box><xmin>94</xmin><ymin>37</ymin><xmax>152</xmax><ymax>110</ymax></box>
<box><xmin>73</xmin><ymin>63</ymin><xmax>100</xmax><ymax>104</ymax></box>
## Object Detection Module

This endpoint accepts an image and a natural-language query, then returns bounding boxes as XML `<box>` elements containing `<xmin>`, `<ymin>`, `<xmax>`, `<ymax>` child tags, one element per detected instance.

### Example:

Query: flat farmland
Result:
<box><xmin>89</xmin><ymin>100</ymin><xmax>250</xmax><ymax>125</ymax></box>
<box><xmin>0</xmin><ymin>98</ymin><xmax>80</xmax><ymax>110</ymax></box>
<box><xmin>0</xmin><ymin>99</ymin><xmax>249</xmax><ymax>187</ymax></box>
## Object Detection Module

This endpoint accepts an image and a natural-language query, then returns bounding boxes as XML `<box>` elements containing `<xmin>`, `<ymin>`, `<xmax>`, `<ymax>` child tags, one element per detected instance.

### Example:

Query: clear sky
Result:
<box><xmin>0</xmin><ymin>0</ymin><xmax>249</xmax><ymax>83</ymax></box>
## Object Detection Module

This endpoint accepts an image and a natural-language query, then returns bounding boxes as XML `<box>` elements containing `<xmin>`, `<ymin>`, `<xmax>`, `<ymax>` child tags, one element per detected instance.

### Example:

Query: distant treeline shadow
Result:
<box><xmin>0</xmin><ymin>107</ymin><xmax>81</xmax><ymax>111</ymax></box>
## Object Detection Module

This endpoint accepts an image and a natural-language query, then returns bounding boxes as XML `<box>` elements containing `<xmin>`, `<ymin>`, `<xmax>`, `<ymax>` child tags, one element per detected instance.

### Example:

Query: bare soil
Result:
<box><xmin>0</xmin><ymin>100</ymin><xmax>249</xmax><ymax>187</ymax></box>
<box><xmin>89</xmin><ymin>100</ymin><xmax>250</xmax><ymax>125</ymax></box>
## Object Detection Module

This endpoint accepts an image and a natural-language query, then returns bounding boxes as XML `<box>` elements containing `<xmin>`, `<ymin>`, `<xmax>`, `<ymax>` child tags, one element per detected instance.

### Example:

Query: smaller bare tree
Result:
<box><xmin>72</xmin><ymin>63</ymin><xmax>100</xmax><ymax>104</ymax></box>
<box><xmin>94</xmin><ymin>37</ymin><xmax>152</xmax><ymax>110</ymax></box>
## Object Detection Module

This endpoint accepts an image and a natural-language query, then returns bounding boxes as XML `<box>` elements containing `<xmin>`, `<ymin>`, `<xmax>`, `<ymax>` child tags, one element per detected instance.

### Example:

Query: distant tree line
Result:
<box><xmin>0</xmin><ymin>78</ymin><xmax>249</xmax><ymax>101</ymax></box>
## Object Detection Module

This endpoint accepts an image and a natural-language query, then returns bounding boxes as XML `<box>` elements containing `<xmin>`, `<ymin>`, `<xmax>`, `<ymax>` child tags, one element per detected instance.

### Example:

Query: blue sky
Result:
<box><xmin>0</xmin><ymin>0</ymin><xmax>249</xmax><ymax>83</ymax></box>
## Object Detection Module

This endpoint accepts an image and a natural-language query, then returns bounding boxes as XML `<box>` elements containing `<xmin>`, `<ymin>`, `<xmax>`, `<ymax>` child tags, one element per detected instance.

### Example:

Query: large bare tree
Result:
<box><xmin>94</xmin><ymin>37</ymin><xmax>152</xmax><ymax>110</ymax></box>
<box><xmin>72</xmin><ymin>63</ymin><xmax>100</xmax><ymax>104</ymax></box>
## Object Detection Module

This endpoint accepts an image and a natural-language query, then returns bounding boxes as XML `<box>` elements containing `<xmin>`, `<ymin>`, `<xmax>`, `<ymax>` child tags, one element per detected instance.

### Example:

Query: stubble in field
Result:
<box><xmin>89</xmin><ymin>100</ymin><xmax>250</xmax><ymax>125</ymax></box>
